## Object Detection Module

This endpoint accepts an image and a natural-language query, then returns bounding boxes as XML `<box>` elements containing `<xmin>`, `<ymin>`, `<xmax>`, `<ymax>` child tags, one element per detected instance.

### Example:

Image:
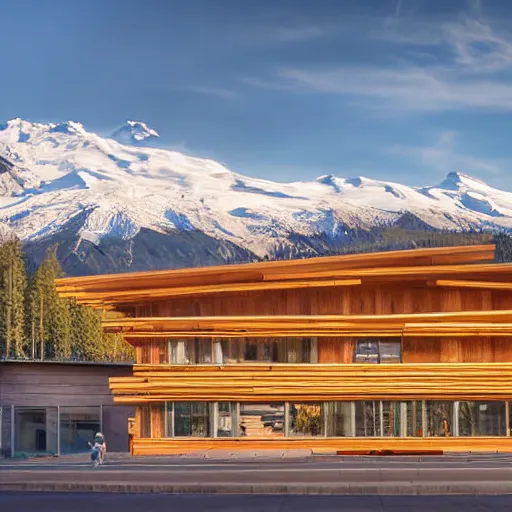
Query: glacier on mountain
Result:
<box><xmin>0</xmin><ymin>118</ymin><xmax>511</xmax><ymax>259</ymax></box>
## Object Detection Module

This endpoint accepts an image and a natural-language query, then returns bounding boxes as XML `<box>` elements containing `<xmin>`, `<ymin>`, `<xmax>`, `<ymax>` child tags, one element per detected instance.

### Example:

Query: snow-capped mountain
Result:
<box><xmin>0</xmin><ymin>118</ymin><xmax>511</xmax><ymax>274</ymax></box>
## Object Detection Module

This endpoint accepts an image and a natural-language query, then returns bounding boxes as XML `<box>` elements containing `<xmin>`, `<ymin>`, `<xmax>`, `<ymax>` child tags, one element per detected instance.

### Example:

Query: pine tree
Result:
<box><xmin>0</xmin><ymin>237</ymin><xmax>28</xmax><ymax>359</ymax></box>
<box><xmin>70</xmin><ymin>302</ymin><xmax>105</xmax><ymax>361</ymax></box>
<box><xmin>27</xmin><ymin>246</ymin><xmax>72</xmax><ymax>360</ymax></box>
<box><xmin>493</xmin><ymin>232</ymin><xmax>512</xmax><ymax>263</ymax></box>
<box><xmin>102</xmin><ymin>331</ymin><xmax>135</xmax><ymax>362</ymax></box>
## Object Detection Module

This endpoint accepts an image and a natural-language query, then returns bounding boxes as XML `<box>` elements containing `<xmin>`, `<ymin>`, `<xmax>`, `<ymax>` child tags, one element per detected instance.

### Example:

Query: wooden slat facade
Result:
<box><xmin>55</xmin><ymin>244</ymin><xmax>512</xmax><ymax>455</ymax></box>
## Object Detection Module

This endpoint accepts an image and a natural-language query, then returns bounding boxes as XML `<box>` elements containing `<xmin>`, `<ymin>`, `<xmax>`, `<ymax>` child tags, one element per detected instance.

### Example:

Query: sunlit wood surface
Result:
<box><xmin>109</xmin><ymin>363</ymin><xmax>512</xmax><ymax>403</ymax></box>
<box><xmin>131</xmin><ymin>436</ymin><xmax>512</xmax><ymax>456</ymax></box>
<box><xmin>55</xmin><ymin>244</ymin><xmax>497</xmax><ymax>307</ymax></box>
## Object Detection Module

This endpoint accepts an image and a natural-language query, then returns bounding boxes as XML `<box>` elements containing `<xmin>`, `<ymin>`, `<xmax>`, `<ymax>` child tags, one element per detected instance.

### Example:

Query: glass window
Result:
<box><xmin>426</xmin><ymin>401</ymin><xmax>453</xmax><ymax>437</ymax></box>
<box><xmin>325</xmin><ymin>402</ymin><xmax>354</xmax><ymax>437</ymax></box>
<box><xmin>459</xmin><ymin>401</ymin><xmax>506</xmax><ymax>437</ymax></box>
<box><xmin>354</xmin><ymin>339</ymin><xmax>401</xmax><ymax>363</ymax></box>
<box><xmin>355</xmin><ymin>401</ymin><xmax>382</xmax><ymax>436</ymax></box>
<box><xmin>213</xmin><ymin>340</ymin><xmax>224</xmax><ymax>364</ymax></box>
<box><xmin>197</xmin><ymin>340</ymin><xmax>213</xmax><ymax>363</ymax></box>
<box><xmin>214</xmin><ymin>338</ymin><xmax>316</xmax><ymax>364</ymax></box>
<box><xmin>354</xmin><ymin>341</ymin><xmax>379</xmax><ymax>364</ymax></box>
<box><xmin>406</xmin><ymin>401</ymin><xmax>424</xmax><ymax>437</ymax></box>
<box><xmin>174</xmin><ymin>403</ymin><xmax>210</xmax><ymax>437</ymax></box>
<box><xmin>239</xmin><ymin>404</ymin><xmax>284</xmax><ymax>437</ymax></box>
<box><xmin>59</xmin><ymin>406</ymin><xmax>101</xmax><ymax>454</ymax></box>
<box><xmin>168</xmin><ymin>340</ymin><xmax>213</xmax><ymax>364</ymax></box>
<box><xmin>15</xmin><ymin>408</ymin><xmax>47</xmax><ymax>454</ymax></box>
<box><xmin>381</xmin><ymin>401</ymin><xmax>402</xmax><ymax>437</ymax></box>
<box><xmin>216</xmin><ymin>403</ymin><xmax>235</xmax><ymax>437</ymax></box>
<box><xmin>218</xmin><ymin>339</ymin><xmax>241</xmax><ymax>364</ymax></box>
<box><xmin>379</xmin><ymin>343</ymin><xmax>401</xmax><ymax>364</ymax></box>
<box><xmin>169</xmin><ymin>340</ymin><xmax>195</xmax><ymax>364</ymax></box>
<box><xmin>289</xmin><ymin>403</ymin><xmax>323</xmax><ymax>437</ymax></box>
<box><xmin>355</xmin><ymin>401</ymin><xmax>422</xmax><ymax>437</ymax></box>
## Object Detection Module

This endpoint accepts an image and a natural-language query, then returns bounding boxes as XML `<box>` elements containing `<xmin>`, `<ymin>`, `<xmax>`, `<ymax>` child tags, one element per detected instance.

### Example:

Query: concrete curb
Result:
<box><xmin>2</xmin><ymin>481</ymin><xmax>512</xmax><ymax>495</ymax></box>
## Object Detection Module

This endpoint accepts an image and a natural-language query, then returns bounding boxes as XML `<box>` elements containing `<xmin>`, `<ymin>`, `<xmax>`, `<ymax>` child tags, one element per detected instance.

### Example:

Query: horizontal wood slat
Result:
<box><xmin>103</xmin><ymin>311</ymin><xmax>512</xmax><ymax>340</ymax></box>
<box><xmin>120</xmin><ymin>324</ymin><xmax>512</xmax><ymax>338</ymax></box>
<box><xmin>130</xmin><ymin>437</ymin><xmax>512</xmax><ymax>456</ymax></box>
<box><xmin>109</xmin><ymin>363</ymin><xmax>512</xmax><ymax>403</ymax></box>
<box><xmin>435</xmin><ymin>279</ymin><xmax>512</xmax><ymax>290</ymax></box>
<box><xmin>265</xmin><ymin>262</ymin><xmax>512</xmax><ymax>282</ymax></box>
<box><xmin>66</xmin><ymin>279</ymin><xmax>363</xmax><ymax>305</ymax></box>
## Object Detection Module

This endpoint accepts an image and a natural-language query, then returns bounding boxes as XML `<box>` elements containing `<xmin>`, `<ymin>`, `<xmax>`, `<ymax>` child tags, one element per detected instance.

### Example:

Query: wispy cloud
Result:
<box><xmin>178</xmin><ymin>85</ymin><xmax>237</xmax><ymax>100</ymax></box>
<box><xmin>245</xmin><ymin>13</ymin><xmax>512</xmax><ymax>113</ymax></box>
<box><xmin>388</xmin><ymin>131</ymin><xmax>501</xmax><ymax>176</ymax></box>
<box><xmin>243</xmin><ymin>23</ymin><xmax>336</xmax><ymax>45</ymax></box>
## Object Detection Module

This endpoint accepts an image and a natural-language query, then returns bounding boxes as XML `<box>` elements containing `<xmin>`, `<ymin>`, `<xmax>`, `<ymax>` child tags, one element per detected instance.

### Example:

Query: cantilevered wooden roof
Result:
<box><xmin>55</xmin><ymin>244</ymin><xmax>501</xmax><ymax>308</ymax></box>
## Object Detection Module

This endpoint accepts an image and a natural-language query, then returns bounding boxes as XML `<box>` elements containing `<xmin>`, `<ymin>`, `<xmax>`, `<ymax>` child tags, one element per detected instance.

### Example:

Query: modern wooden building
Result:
<box><xmin>56</xmin><ymin>244</ymin><xmax>512</xmax><ymax>455</ymax></box>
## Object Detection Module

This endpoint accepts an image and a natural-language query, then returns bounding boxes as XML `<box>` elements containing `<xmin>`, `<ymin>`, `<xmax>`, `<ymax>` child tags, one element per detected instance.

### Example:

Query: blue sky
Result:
<box><xmin>2</xmin><ymin>0</ymin><xmax>512</xmax><ymax>190</ymax></box>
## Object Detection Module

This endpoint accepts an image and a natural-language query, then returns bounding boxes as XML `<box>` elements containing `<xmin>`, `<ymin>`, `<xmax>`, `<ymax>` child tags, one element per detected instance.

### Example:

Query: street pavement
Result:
<box><xmin>3</xmin><ymin>453</ymin><xmax>512</xmax><ymax>495</ymax></box>
<box><xmin>2</xmin><ymin>493</ymin><xmax>512</xmax><ymax>511</ymax></box>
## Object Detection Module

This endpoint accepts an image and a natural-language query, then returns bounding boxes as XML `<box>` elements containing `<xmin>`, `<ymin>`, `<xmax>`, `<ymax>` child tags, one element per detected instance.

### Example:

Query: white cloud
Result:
<box><xmin>246</xmin><ymin>16</ymin><xmax>512</xmax><ymax>113</ymax></box>
<box><xmin>388</xmin><ymin>131</ymin><xmax>501</xmax><ymax>176</ymax></box>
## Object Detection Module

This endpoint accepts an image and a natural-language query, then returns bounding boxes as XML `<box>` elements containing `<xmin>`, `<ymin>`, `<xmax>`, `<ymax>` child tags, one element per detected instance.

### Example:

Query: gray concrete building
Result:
<box><xmin>0</xmin><ymin>360</ymin><xmax>134</xmax><ymax>457</ymax></box>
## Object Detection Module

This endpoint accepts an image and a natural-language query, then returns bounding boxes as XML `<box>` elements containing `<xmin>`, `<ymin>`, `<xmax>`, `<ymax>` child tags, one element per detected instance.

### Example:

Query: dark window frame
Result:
<box><xmin>353</xmin><ymin>338</ymin><xmax>402</xmax><ymax>364</ymax></box>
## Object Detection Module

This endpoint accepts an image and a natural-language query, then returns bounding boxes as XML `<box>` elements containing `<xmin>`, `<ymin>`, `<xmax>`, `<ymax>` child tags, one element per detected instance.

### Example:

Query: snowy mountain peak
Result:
<box><xmin>437</xmin><ymin>171</ymin><xmax>491</xmax><ymax>192</ymax></box>
<box><xmin>110</xmin><ymin>120</ymin><xmax>160</xmax><ymax>146</ymax></box>
<box><xmin>0</xmin><ymin>117</ymin><xmax>512</xmax><ymax>262</ymax></box>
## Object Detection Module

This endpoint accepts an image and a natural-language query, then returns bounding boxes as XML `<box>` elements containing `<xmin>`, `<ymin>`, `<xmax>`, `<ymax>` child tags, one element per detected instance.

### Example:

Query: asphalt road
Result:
<box><xmin>3</xmin><ymin>455</ymin><xmax>512</xmax><ymax>494</ymax></box>
<box><xmin>2</xmin><ymin>493</ymin><xmax>512</xmax><ymax>511</ymax></box>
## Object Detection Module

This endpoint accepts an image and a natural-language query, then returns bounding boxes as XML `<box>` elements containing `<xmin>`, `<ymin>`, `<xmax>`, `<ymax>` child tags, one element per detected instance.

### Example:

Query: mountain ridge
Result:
<box><xmin>0</xmin><ymin>118</ymin><xmax>510</xmax><ymax>275</ymax></box>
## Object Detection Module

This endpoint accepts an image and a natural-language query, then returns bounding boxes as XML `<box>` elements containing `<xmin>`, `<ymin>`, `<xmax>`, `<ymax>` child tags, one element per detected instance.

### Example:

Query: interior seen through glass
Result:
<box><xmin>147</xmin><ymin>400</ymin><xmax>510</xmax><ymax>438</ymax></box>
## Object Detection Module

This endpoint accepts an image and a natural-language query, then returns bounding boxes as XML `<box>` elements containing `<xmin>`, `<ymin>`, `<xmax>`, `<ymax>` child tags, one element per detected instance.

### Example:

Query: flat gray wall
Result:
<box><xmin>0</xmin><ymin>362</ymin><xmax>134</xmax><ymax>456</ymax></box>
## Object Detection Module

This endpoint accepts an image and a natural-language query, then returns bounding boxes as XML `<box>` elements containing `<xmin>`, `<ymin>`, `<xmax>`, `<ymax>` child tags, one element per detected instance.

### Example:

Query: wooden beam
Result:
<box><xmin>102</xmin><ymin>310</ymin><xmax>512</xmax><ymax>331</ymax></box>
<box><xmin>264</xmin><ymin>262</ymin><xmax>512</xmax><ymax>282</ymax></box>
<box><xmin>55</xmin><ymin>244</ymin><xmax>496</xmax><ymax>295</ymax></box>
<box><xmin>119</xmin><ymin>323</ymin><xmax>512</xmax><ymax>338</ymax></box>
<box><xmin>435</xmin><ymin>279</ymin><xmax>512</xmax><ymax>291</ymax></box>
<box><xmin>67</xmin><ymin>279</ymin><xmax>362</xmax><ymax>304</ymax></box>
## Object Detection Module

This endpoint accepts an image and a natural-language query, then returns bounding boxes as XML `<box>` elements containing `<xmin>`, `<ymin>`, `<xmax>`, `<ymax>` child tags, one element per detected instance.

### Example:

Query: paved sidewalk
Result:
<box><xmin>0</xmin><ymin>449</ymin><xmax>319</xmax><ymax>465</ymax></box>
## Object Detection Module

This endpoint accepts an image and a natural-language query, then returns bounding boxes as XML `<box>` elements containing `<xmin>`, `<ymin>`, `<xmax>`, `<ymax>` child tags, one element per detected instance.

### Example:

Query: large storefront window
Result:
<box><xmin>459</xmin><ymin>401</ymin><xmax>506</xmax><ymax>437</ymax></box>
<box><xmin>354</xmin><ymin>340</ymin><xmax>401</xmax><ymax>363</ymax></box>
<box><xmin>146</xmin><ymin>400</ymin><xmax>510</xmax><ymax>439</ymax></box>
<box><xmin>59</xmin><ymin>406</ymin><xmax>101</xmax><ymax>454</ymax></box>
